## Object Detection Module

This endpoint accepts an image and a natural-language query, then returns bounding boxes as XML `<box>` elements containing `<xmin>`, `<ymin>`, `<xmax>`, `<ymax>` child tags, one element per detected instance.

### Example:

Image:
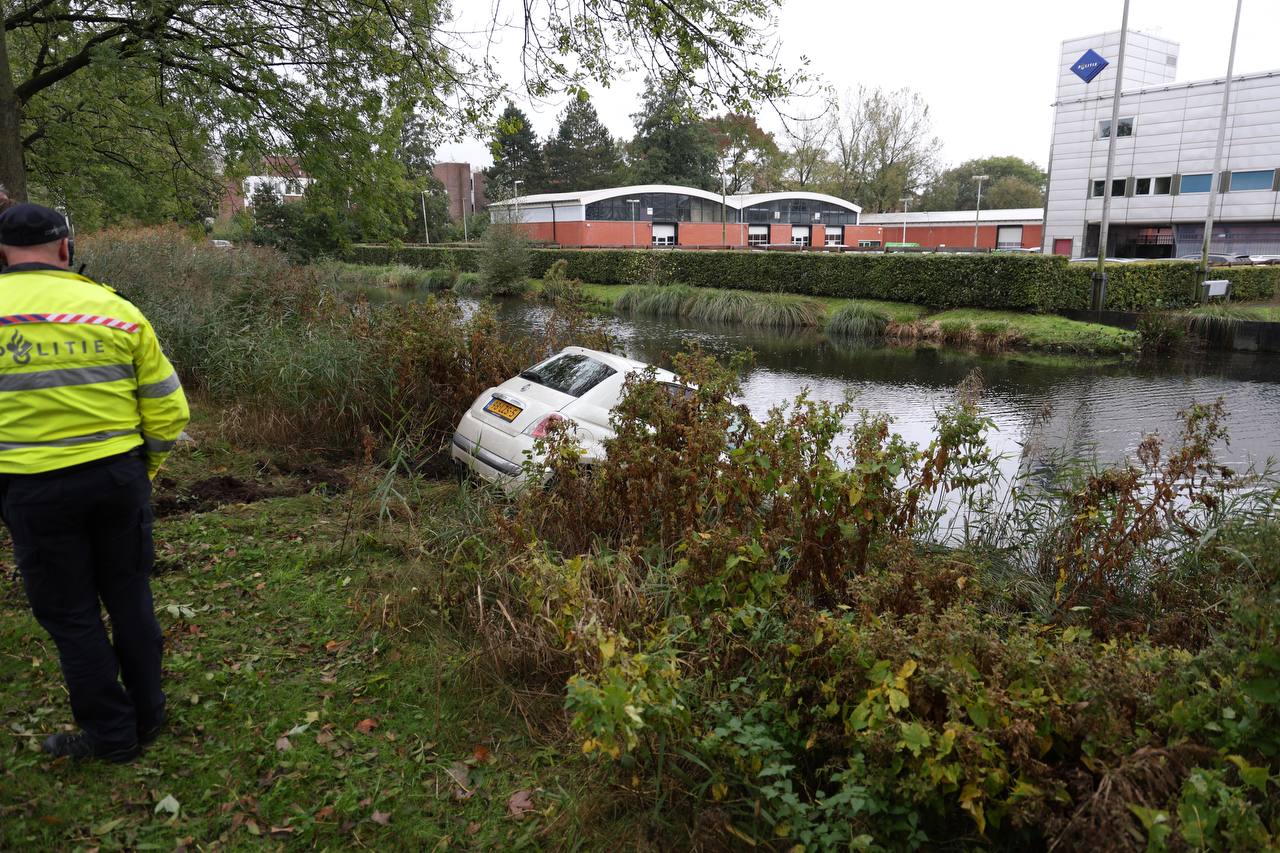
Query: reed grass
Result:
<box><xmin>825</xmin><ymin>302</ymin><xmax>891</xmax><ymax>338</ymax></box>
<box><xmin>616</xmin><ymin>284</ymin><xmax>825</xmax><ymax>329</ymax></box>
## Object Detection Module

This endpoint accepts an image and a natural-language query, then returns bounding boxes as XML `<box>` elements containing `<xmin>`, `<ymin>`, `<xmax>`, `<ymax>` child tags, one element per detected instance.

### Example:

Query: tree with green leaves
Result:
<box><xmin>1</xmin><ymin>0</ymin><xmax>801</xmax><ymax>230</ymax></box>
<box><xmin>918</xmin><ymin>156</ymin><xmax>1046</xmax><ymax>211</ymax></box>
<box><xmin>819</xmin><ymin>87</ymin><xmax>939</xmax><ymax>213</ymax></box>
<box><xmin>487</xmin><ymin>103</ymin><xmax>548</xmax><ymax>199</ymax></box>
<box><xmin>627</xmin><ymin>77</ymin><xmax>719</xmax><ymax>190</ymax></box>
<box><xmin>706</xmin><ymin>113</ymin><xmax>783</xmax><ymax>193</ymax></box>
<box><xmin>544</xmin><ymin>98</ymin><xmax>622</xmax><ymax>192</ymax></box>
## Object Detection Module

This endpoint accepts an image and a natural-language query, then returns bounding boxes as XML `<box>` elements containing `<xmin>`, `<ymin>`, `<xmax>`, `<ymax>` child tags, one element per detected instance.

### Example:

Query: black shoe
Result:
<box><xmin>138</xmin><ymin>710</ymin><xmax>167</xmax><ymax>748</ymax></box>
<box><xmin>42</xmin><ymin>732</ymin><xmax>139</xmax><ymax>763</ymax></box>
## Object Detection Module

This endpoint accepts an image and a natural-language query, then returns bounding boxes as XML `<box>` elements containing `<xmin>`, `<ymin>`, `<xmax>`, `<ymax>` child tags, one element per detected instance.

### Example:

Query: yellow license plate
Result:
<box><xmin>484</xmin><ymin>397</ymin><xmax>522</xmax><ymax>422</ymax></box>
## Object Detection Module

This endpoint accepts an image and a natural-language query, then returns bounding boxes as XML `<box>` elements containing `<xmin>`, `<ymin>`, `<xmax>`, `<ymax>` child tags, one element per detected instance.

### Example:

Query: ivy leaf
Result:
<box><xmin>897</xmin><ymin>721</ymin><xmax>931</xmax><ymax>757</ymax></box>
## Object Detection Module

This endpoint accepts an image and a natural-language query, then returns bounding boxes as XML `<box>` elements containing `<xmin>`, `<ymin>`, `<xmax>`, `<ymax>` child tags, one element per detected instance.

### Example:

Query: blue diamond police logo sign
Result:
<box><xmin>1071</xmin><ymin>49</ymin><xmax>1109</xmax><ymax>83</ymax></box>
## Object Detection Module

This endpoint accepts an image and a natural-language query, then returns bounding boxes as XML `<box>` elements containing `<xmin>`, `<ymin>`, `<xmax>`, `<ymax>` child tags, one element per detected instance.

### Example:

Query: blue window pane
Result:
<box><xmin>1230</xmin><ymin>169</ymin><xmax>1275</xmax><ymax>192</ymax></box>
<box><xmin>1180</xmin><ymin>173</ymin><xmax>1212</xmax><ymax>193</ymax></box>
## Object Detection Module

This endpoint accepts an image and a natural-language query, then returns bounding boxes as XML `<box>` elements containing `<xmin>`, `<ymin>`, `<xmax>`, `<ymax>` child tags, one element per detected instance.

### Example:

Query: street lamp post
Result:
<box><xmin>627</xmin><ymin>198</ymin><xmax>640</xmax><ymax>247</ymax></box>
<box><xmin>419</xmin><ymin>190</ymin><xmax>429</xmax><ymax>244</ymax></box>
<box><xmin>1095</xmin><ymin>0</ymin><xmax>1131</xmax><ymax>310</ymax></box>
<box><xmin>512</xmin><ymin>180</ymin><xmax>523</xmax><ymax>226</ymax></box>
<box><xmin>899</xmin><ymin>196</ymin><xmax>911</xmax><ymax>245</ymax></box>
<box><xmin>971</xmin><ymin>175</ymin><xmax>990</xmax><ymax>249</ymax></box>
<box><xmin>1200</xmin><ymin>0</ymin><xmax>1244</xmax><ymax>295</ymax></box>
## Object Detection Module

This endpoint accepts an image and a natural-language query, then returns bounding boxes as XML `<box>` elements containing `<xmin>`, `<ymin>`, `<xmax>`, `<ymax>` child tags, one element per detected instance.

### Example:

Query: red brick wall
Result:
<box><xmin>769</xmin><ymin>224</ymin><xmax>793</xmax><ymax>246</ymax></box>
<box><xmin>895</xmin><ymin>223</ymin><xmax>1043</xmax><ymax>250</ymax></box>
<box><xmin>844</xmin><ymin>225</ymin><xmax>885</xmax><ymax>246</ymax></box>
<box><xmin>677</xmin><ymin>222</ymin><xmax>747</xmax><ymax>247</ymax></box>
<box><xmin>581</xmin><ymin>220</ymin><xmax>650</xmax><ymax>247</ymax></box>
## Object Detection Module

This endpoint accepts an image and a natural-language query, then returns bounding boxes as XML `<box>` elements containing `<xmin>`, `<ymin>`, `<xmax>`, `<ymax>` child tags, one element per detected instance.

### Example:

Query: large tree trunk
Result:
<box><xmin>0</xmin><ymin>26</ymin><xmax>28</xmax><ymax>202</ymax></box>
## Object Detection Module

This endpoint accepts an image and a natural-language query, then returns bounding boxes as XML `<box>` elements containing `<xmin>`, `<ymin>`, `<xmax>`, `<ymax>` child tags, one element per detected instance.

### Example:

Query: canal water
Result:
<box><xmin>373</xmin><ymin>289</ymin><xmax>1280</xmax><ymax>476</ymax></box>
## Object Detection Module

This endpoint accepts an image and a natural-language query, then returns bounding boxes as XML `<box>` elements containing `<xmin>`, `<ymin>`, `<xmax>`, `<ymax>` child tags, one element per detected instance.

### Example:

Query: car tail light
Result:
<box><xmin>526</xmin><ymin>413</ymin><xmax>565</xmax><ymax>438</ymax></box>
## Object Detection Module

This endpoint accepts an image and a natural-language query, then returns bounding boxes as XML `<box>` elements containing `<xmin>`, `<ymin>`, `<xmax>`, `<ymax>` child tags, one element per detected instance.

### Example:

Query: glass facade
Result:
<box><xmin>586</xmin><ymin>193</ymin><xmax>728</xmax><ymax>223</ymax></box>
<box><xmin>740</xmin><ymin>199</ymin><xmax>859</xmax><ymax>226</ymax></box>
<box><xmin>584</xmin><ymin>192</ymin><xmax>859</xmax><ymax>226</ymax></box>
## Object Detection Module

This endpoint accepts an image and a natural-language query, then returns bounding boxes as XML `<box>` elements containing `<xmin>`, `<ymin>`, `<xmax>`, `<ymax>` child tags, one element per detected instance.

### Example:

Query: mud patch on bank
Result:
<box><xmin>154</xmin><ymin>463</ymin><xmax>349</xmax><ymax>518</ymax></box>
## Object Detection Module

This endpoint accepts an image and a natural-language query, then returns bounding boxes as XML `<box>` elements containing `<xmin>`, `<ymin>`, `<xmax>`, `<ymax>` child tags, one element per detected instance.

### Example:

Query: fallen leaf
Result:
<box><xmin>275</xmin><ymin>736</ymin><xmax>291</xmax><ymax>752</ymax></box>
<box><xmin>315</xmin><ymin>728</ymin><xmax>335</xmax><ymax>745</ymax></box>
<box><xmin>304</xmin><ymin>711</ymin><xmax>320</xmax><ymax>723</ymax></box>
<box><xmin>446</xmin><ymin>762</ymin><xmax>473</xmax><ymax>800</ymax></box>
<box><xmin>370</xmin><ymin>811</ymin><xmax>391</xmax><ymax>826</ymax></box>
<box><xmin>472</xmin><ymin>745</ymin><xmax>491</xmax><ymax>763</ymax></box>
<box><xmin>358</xmin><ymin>797</ymin><xmax>373</xmax><ymax>808</ymax></box>
<box><xmin>315</xmin><ymin>805</ymin><xmax>334</xmax><ymax>821</ymax></box>
<box><xmin>355</xmin><ymin>718</ymin><xmax>378</xmax><ymax>734</ymax></box>
<box><xmin>507</xmin><ymin>789</ymin><xmax>535</xmax><ymax>819</ymax></box>
<box><xmin>466</xmin><ymin>822</ymin><xmax>481</xmax><ymax>835</ymax></box>
<box><xmin>154</xmin><ymin>794</ymin><xmax>181</xmax><ymax>818</ymax></box>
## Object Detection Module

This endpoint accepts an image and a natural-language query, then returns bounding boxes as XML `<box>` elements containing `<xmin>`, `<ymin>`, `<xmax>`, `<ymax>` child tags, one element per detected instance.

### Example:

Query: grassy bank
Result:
<box><xmin>609</xmin><ymin>283</ymin><xmax>1136</xmax><ymax>354</ymax></box>
<box><xmin>1184</xmin><ymin>301</ymin><xmax>1280</xmax><ymax>323</ymax></box>
<box><xmin>0</xmin><ymin>420</ymin><xmax>618</xmax><ymax>849</ymax></box>
<box><xmin>12</xmin><ymin>232</ymin><xmax>1271</xmax><ymax>849</ymax></box>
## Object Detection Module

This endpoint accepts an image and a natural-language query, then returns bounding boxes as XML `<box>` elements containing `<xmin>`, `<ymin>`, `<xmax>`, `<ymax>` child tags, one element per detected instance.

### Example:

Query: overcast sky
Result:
<box><xmin>436</xmin><ymin>0</ymin><xmax>1279</xmax><ymax>173</ymax></box>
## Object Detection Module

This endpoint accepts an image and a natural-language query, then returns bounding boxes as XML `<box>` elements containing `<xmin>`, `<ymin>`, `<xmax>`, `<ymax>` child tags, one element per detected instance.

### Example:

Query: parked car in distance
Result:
<box><xmin>1247</xmin><ymin>254</ymin><xmax>1280</xmax><ymax>265</ymax></box>
<box><xmin>1067</xmin><ymin>257</ymin><xmax>1139</xmax><ymax>264</ymax></box>
<box><xmin>452</xmin><ymin>346</ymin><xmax>681</xmax><ymax>491</ymax></box>
<box><xmin>1175</xmin><ymin>253</ymin><xmax>1252</xmax><ymax>265</ymax></box>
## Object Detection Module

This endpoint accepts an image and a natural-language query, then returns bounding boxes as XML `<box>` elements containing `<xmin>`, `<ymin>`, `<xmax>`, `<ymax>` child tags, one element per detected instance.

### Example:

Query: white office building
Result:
<box><xmin>1043</xmin><ymin>30</ymin><xmax>1280</xmax><ymax>258</ymax></box>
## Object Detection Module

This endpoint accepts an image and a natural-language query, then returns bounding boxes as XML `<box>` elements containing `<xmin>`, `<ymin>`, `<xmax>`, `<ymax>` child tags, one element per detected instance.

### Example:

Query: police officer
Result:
<box><xmin>0</xmin><ymin>203</ymin><xmax>189</xmax><ymax>762</ymax></box>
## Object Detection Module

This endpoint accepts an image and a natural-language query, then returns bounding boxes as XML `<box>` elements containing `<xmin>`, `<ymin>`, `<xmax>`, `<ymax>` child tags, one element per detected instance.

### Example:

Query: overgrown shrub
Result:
<box><xmin>475</xmin><ymin>222</ymin><xmax>531</xmax><ymax>297</ymax></box>
<box><xmin>78</xmin><ymin>227</ymin><xmax>600</xmax><ymax>464</ymax></box>
<box><xmin>414</xmin><ymin>354</ymin><xmax>1278</xmax><ymax>850</ymax></box>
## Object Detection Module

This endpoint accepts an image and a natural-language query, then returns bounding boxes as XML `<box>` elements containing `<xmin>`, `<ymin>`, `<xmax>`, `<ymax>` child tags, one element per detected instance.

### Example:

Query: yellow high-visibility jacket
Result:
<box><xmin>0</xmin><ymin>267</ymin><xmax>189</xmax><ymax>478</ymax></box>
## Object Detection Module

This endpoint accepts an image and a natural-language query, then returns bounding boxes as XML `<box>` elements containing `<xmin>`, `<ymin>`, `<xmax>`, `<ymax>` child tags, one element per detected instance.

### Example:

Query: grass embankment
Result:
<box><xmin>0</xmin><ymin>423</ymin><xmax>614</xmax><ymax>848</ymax></box>
<box><xmin>609</xmin><ymin>284</ymin><xmax>1135</xmax><ymax>354</ymax></box>
<box><xmin>1183</xmin><ymin>301</ymin><xmax>1280</xmax><ymax>323</ymax></box>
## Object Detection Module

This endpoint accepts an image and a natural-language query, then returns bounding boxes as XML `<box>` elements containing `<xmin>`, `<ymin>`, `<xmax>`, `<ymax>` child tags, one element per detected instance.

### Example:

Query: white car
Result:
<box><xmin>451</xmin><ymin>346</ymin><xmax>680</xmax><ymax>490</ymax></box>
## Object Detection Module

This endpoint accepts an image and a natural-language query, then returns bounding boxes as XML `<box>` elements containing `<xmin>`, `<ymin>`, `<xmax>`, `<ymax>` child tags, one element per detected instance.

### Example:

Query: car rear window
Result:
<box><xmin>520</xmin><ymin>353</ymin><xmax>617</xmax><ymax>398</ymax></box>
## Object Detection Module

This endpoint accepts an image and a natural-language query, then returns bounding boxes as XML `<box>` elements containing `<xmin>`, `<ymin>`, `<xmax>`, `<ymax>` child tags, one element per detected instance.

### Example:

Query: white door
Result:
<box><xmin>652</xmin><ymin>224</ymin><xmax>676</xmax><ymax>247</ymax></box>
<box><xmin>996</xmin><ymin>225</ymin><xmax>1022</xmax><ymax>249</ymax></box>
<box><xmin>791</xmin><ymin>226</ymin><xmax>810</xmax><ymax>246</ymax></box>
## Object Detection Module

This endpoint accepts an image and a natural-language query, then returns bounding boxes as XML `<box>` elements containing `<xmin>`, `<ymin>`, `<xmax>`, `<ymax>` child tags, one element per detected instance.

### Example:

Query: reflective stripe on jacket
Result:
<box><xmin>0</xmin><ymin>268</ymin><xmax>189</xmax><ymax>477</ymax></box>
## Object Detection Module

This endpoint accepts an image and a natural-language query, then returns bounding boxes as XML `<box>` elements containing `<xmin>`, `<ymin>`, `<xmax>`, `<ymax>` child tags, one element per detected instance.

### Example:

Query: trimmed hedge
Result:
<box><xmin>347</xmin><ymin>245</ymin><xmax>1280</xmax><ymax>313</ymax></box>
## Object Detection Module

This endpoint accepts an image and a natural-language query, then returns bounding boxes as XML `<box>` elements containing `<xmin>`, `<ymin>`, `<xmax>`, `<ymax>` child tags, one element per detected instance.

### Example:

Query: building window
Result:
<box><xmin>791</xmin><ymin>226</ymin><xmax>810</xmax><ymax>247</ymax></box>
<box><xmin>747</xmin><ymin>226</ymin><xmax>768</xmax><ymax>247</ymax></box>
<box><xmin>1098</xmin><ymin>117</ymin><xmax>1135</xmax><ymax>139</ymax></box>
<box><xmin>1092</xmin><ymin>178</ymin><xmax>1127</xmax><ymax>198</ymax></box>
<box><xmin>858</xmin><ymin>240</ymin><xmax>881</xmax><ymax>248</ymax></box>
<box><xmin>824</xmin><ymin>230</ymin><xmax>842</xmax><ymax>247</ymax></box>
<box><xmin>1153</xmin><ymin>176</ymin><xmax>1172</xmax><ymax>195</ymax></box>
<box><xmin>1180</xmin><ymin>173</ymin><xmax>1212</xmax><ymax>193</ymax></box>
<box><xmin>1229</xmin><ymin>169</ymin><xmax>1275</xmax><ymax>192</ymax></box>
<box><xmin>1134</xmin><ymin>178</ymin><xmax>1151</xmax><ymax>195</ymax></box>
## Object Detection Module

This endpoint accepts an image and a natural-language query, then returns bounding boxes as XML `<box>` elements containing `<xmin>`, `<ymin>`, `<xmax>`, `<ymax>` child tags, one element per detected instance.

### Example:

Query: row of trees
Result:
<box><xmin>0</xmin><ymin>0</ymin><xmax>798</xmax><ymax>235</ymax></box>
<box><xmin>487</xmin><ymin>83</ymin><xmax>1046</xmax><ymax>214</ymax></box>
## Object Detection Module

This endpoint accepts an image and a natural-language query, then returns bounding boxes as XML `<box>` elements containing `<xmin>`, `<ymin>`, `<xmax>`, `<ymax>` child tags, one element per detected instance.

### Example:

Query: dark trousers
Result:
<box><xmin>0</xmin><ymin>452</ymin><xmax>163</xmax><ymax>749</ymax></box>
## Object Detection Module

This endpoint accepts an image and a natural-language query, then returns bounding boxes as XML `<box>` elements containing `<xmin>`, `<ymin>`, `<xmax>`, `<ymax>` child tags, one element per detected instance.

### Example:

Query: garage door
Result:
<box><xmin>997</xmin><ymin>225</ymin><xmax>1023</xmax><ymax>249</ymax></box>
<box><xmin>748</xmin><ymin>225</ymin><xmax>769</xmax><ymax>246</ymax></box>
<box><xmin>652</xmin><ymin>223</ymin><xmax>676</xmax><ymax>246</ymax></box>
<box><xmin>791</xmin><ymin>226</ymin><xmax>810</xmax><ymax>246</ymax></box>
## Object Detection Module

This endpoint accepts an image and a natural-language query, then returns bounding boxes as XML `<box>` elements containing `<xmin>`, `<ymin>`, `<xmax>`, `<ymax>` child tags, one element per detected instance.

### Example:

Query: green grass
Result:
<box><xmin>0</xmin><ymin>435</ymin><xmax>621</xmax><ymax>849</ymax></box>
<box><xmin>1184</xmin><ymin>301</ymin><xmax>1280</xmax><ymax>323</ymax></box>
<box><xmin>923</xmin><ymin>308</ymin><xmax>1138</xmax><ymax>354</ymax></box>
<box><xmin>322</xmin><ymin>261</ymin><xmax>447</xmax><ymax>290</ymax></box>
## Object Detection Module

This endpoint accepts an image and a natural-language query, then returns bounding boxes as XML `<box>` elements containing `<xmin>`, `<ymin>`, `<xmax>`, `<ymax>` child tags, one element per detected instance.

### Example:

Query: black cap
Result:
<box><xmin>0</xmin><ymin>203</ymin><xmax>70</xmax><ymax>247</ymax></box>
